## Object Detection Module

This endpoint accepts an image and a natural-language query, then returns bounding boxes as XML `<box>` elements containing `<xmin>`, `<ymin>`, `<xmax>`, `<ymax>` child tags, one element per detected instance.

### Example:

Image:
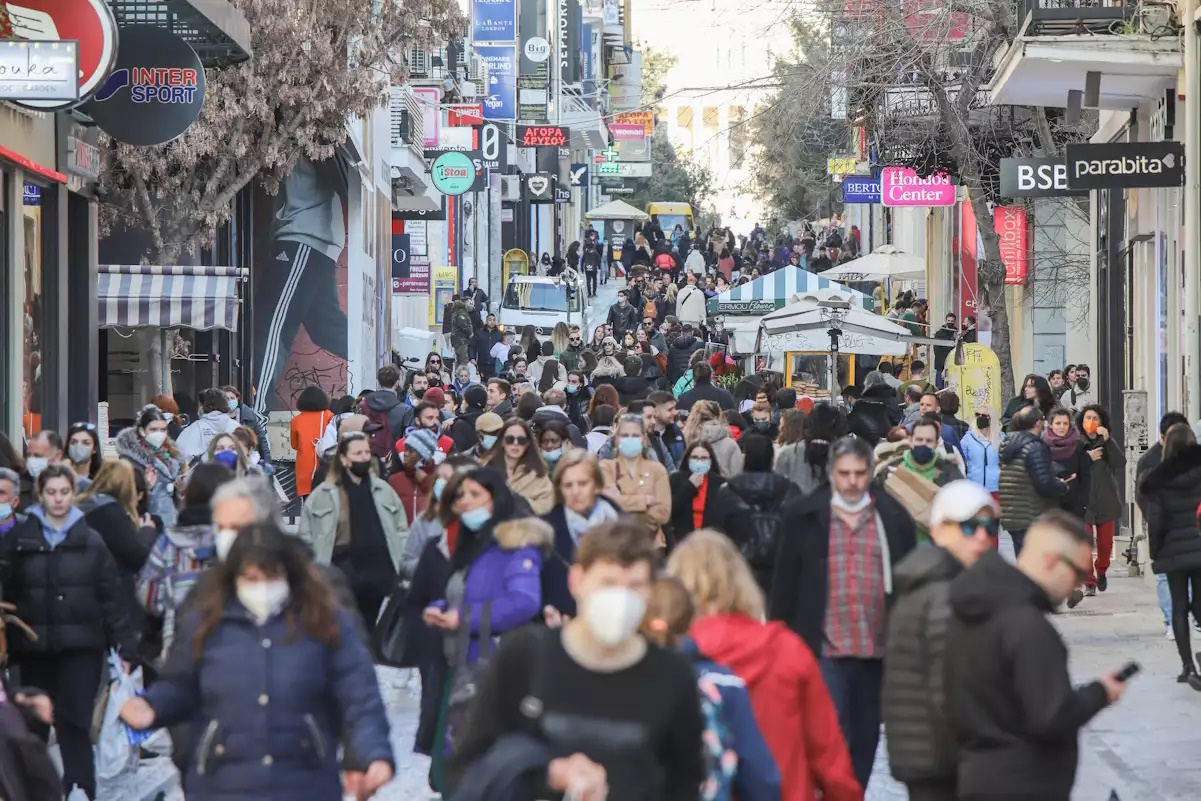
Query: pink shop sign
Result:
<box><xmin>880</xmin><ymin>167</ymin><xmax>956</xmax><ymax>207</ymax></box>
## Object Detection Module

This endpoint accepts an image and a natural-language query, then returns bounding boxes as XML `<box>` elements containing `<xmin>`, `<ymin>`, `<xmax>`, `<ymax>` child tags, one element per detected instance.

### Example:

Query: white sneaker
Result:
<box><xmin>1167</xmin><ymin>626</ymin><xmax>1177</xmax><ymax>640</ymax></box>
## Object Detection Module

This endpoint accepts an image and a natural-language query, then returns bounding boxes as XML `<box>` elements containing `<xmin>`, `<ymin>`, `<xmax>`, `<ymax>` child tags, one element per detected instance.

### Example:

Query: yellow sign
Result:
<box><xmin>946</xmin><ymin>344</ymin><xmax>1002</xmax><ymax>434</ymax></box>
<box><xmin>503</xmin><ymin>248</ymin><xmax>530</xmax><ymax>286</ymax></box>
<box><xmin>614</xmin><ymin>110</ymin><xmax>654</xmax><ymax>135</ymax></box>
<box><xmin>827</xmin><ymin>157</ymin><xmax>858</xmax><ymax>176</ymax></box>
<box><xmin>429</xmin><ymin>266</ymin><xmax>458</xmax><ymax>327</ymax></box>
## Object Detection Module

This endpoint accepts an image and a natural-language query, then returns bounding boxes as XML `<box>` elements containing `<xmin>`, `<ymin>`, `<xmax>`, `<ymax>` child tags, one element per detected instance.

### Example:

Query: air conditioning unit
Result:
<box><xmin>406</xmin><ymin>47</ymin><xmax>429</xmax><ymax>77</ymax></box>
<box><xmin>501</xmin><ymin>175</ymin><xmax>521</xmax><ymax>201</ymax></box>
<box><xmin>467</xmin><ymin>55</ymin><xmax>486</xmax><ymax>83</ymax></box>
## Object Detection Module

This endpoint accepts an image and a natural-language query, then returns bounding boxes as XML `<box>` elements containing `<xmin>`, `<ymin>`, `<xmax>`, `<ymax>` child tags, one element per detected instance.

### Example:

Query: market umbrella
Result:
<box><xmin>819</xmin><ymin>245</ymin><xmax>925</xmax><ymax>282</ymax></box>
<box><xmin>585</xmin><ymin>199</ymin><xmax>649</xmax><ymax>221</ymax></box>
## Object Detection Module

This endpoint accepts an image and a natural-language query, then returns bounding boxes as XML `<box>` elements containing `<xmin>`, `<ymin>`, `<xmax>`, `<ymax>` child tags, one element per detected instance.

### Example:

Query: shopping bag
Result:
<box><xmin>883</xmin><ymin>466</ymin><xmax>939</xmax><ymax>530</ymax></box>
<box><xmin>94</xmin><ymin>650</ymin><xmax>143</xmax><ymax>781</ymax></box>
<box><xmin>371</xmin><ymin>583</ymin><xmax>424</xmax><ymax>668</ymax></box>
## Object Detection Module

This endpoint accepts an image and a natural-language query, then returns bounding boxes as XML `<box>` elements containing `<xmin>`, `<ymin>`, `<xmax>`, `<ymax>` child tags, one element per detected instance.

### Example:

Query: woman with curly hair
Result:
<box><xmin>1076</xmin><ymin>403</ymin><xmax>1125</xmax><ymax>596</ymax></box>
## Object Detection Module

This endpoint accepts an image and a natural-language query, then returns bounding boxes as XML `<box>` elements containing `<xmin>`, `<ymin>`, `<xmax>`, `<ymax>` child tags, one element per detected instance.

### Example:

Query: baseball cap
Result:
<box><xmin>475</xmin><ymin>412</ymin><xmax>504</xmax><ymax>434</ymax></box>
<box><xmin>929</xmin><ymin>480</ymin><xmax>999</xmax><ymax>526</ymax></box>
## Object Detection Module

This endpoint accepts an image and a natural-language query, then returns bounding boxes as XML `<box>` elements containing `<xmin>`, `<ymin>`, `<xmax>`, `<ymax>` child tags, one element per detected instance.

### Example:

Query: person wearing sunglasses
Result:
<box><xmin>482</xmin><ymin>419</ymin><xmax>554</xmax><ymax>515</ymax></box>
<box><xmin>881</xmin><ymin>480</ymin><xmax>999</xmax><ymax>801</ymax></box>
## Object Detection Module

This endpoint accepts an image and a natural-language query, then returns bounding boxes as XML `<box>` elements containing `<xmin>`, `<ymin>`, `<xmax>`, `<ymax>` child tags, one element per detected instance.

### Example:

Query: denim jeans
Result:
<box><xmin>1158</xmin><ymin>573</ymin><xmax>1172</xmax><ymax>628</ymax></box>
<box><xmin>820</xmin><ymin>656</ymin><xmax>883</xmax><ymax>791</ymax></box>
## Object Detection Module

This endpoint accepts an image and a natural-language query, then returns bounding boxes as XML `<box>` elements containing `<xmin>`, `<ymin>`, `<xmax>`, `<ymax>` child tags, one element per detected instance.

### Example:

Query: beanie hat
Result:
<box><xmin>464</xmin><ymin>385</ymin><xmax>488</xmax><ymax>409</ymax></box>
<box><xmin>404</xmin><ymin>428</ymin><xmax>439</xmax><ymax>462</ymax></box>
<box><xmin>423</xmin><ymin>386</ymin><xmax>446</xmax><ymax>408</ymax></box>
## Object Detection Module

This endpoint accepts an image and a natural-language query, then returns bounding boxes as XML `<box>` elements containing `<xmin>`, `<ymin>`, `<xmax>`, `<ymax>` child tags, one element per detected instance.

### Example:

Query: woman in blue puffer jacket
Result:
<box><xmin>960</xmin><ymin>412</ymin><xmax>1000</xmax><ymax>497</ymax></box>
<box><xmin>119</xmin><ymin>524</ymin><xmax>394</xmax><ymax>801</ymax></box>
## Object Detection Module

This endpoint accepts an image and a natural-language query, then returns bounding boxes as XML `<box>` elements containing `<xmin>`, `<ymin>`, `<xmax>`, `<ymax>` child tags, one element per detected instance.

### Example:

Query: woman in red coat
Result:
<box><xmin>667</xmin><ymin>530</ymin><xmax>861</xmax><ymax>801</ymax></box>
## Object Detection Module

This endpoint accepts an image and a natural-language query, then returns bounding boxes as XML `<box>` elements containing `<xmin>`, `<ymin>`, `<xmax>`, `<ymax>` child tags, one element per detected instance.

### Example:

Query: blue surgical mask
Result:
<box><xmin>213</xmin><ymin>450</ymin><xmax>239</xmax><ymax>469</ymax></box>
<box><xmin>689</xmin><ymin>459</ymin><xmax>711</xmax><ymax>475</ymax></box>
<box><xmin>227</xmin><ymin>398</ymin><xmax>238</xmax><ymax>412</ymax></box>
<box><xmin>910</xmin><ymin>444</ymin><xmax>936</xmax><ymax>464</ymax></box>
<box><xmin>460</xmin><ymin>506</ymin><xmax>492</xmax><ymax>531</ymax></box>
<box><xmin>481</xmin><ymin>434</ymin><xmax>498</xmax><ymax>450</ymax></box>
<box><xmin>617</xmin><ymin>436</ymin><xmax>643</xmax><ymax>458</ymax></box>
<box><xmin>565</xmin><ymin>384</ymin><xmax>579</xmax><ymax>394</ymax></box>
<box><xmin>0</xmin><ymin>503</ymin><xmax>11</xmax><ymax>521</ymax></box>
<box><xmin>432</xmin><ymin>477</ymin><xmax>448</xmax><ymax>501</ymax></box>
<box><xmin>543</xmin><ymin>448</ymin><xmax>563</xmax><ymax>463</ymax></box>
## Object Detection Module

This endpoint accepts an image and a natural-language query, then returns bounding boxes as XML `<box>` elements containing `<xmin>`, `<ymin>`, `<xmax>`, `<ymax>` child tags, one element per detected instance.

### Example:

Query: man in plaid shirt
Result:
<box><xmin>770</xmin><ymin>434</ymin><xmax>918</xmax><ymax>790</ymax></box>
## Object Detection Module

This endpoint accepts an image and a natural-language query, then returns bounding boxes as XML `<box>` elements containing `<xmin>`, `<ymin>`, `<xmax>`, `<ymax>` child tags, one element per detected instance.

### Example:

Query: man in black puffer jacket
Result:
<box><xmin>883</xmin><ymin>481</ymin><xmax>1000</xmax><ymax>801</ymax></box>
<box><xmin>665</xmin><ymin>325</ymin><xmax>703</xmax><ymax>385</ymax></box>
<box><xmin>997</xmin><ymin>407</ymin><xmax>1067</xmax><ymax>557</ymax></box>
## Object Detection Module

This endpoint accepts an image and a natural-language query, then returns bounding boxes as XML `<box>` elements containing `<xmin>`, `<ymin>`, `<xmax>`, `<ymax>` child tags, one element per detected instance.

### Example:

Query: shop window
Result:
<box><xmin>22</xmin><ymin>182</ymin><xmax>44</xmax><ymax>438</ymax></box>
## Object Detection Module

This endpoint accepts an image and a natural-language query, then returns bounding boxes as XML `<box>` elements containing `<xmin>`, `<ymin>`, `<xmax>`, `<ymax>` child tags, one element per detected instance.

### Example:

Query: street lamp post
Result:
<box><xmin>819</xmin><ymin>299</ymin><xmax>852</xmax><ymax>397</ymax></box>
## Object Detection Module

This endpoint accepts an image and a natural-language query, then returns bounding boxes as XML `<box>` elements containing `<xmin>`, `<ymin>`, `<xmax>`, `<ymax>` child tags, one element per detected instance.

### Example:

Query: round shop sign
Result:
<box><xmin>524</xmin><ymin>37</ymin><xmax>551</xmax><ymax>63</ymax></box>
<box><xmin>11</xmin><ymin>0</ymin><xmax>119</xmax><ymax>110</ymax></box>
<box><xmin>82</xmin><ymin>25</ymin><xmax>206</xmax><ymax>147</ymax></box>
<box><xmin>431</xmin><ymin>151</ymin><xmax>475</xmax><ymax>196</ymax></box>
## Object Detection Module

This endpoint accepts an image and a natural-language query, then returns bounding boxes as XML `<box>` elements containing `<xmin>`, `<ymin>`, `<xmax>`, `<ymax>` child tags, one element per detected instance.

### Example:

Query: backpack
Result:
<box><xmin>738</xmin><ymin>504</ymin><xmax>784</xmax><ymax>574</ymax></box>
<box><xmin>696</xmin><ymin>674</ymin><xmax>738</xmax><ymax>801</ymax></box>
<box><xmin>363</xmin><ymin>404</ymin><xmax>397</xmax><ymax>462</ymax></box>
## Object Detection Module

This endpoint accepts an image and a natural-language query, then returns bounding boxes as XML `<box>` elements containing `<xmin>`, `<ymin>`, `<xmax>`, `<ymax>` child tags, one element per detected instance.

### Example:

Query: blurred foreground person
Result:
<box><xmin>449</xmin><ymin>520</ymin><xmax>704</xmax><ymax>801</ymax></box>
<box><xmin>120</xmin><ymin>525</ymin><xmax>394</xmax><ymax>801</ymax></box>
<box><xmin>947</xmin><ymin>511</ymin><xmax>1129</xmax><ymax>801</ymax></box>
<box><xmin>882</xmin><ymin>481</ymin><xmax>999</xmax><ymax>801</ymax></box>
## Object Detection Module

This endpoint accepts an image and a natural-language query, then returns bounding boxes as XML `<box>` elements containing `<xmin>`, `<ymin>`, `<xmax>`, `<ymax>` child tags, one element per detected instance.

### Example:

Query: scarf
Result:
<box><xmin>1080</xmin><ymin>432</ymin><xmax>1107</xmax><ymax>459</ymax></box>
<box><xmin>901</xmin><ymin>450</ymin><xmax>939</xmax><ymax>482</ymax></box>
<box><xmin>1042</xmin><ymin>426</ymin><xmax>1080</xmax><ymax>461</ymax></box>
<box><xmin>564</xmin><ymin>500</ymin><xmax>620</xmax><ymax>543</ymax></box>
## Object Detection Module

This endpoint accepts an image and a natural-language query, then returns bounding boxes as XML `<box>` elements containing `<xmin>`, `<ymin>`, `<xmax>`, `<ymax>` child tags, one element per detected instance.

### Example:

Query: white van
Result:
<box><xmin>498</xmin><ymin>274</ymin><xmax>594</xmax><ymax>338</ymax></box>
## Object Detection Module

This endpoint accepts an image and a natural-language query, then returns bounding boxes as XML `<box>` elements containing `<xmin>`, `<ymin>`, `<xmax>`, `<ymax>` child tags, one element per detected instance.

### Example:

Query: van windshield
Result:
<box><xmin>656</xmin><ymin>214</ymin><xmax>690</xmax><ymax>232</ymax></box>
<box><xmin>502</xmin><ymin>282</ymin><xmax>581</xmax><ymax>313</ymax></box>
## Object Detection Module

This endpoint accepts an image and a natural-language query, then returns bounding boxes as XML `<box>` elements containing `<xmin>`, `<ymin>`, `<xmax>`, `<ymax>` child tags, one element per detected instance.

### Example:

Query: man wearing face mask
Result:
<box><xmin>770</xmin><ymin>435</ymin><xmax>917</xmax><ymax>789</ymax></box>
<box><xmin>998</xmin><ymin>407</ymin><xmax>1069</xmax><ymax>557</ymax></box>
<box><xmin>606</xmin><ymin>290</ymin><xmax>639</xmax><ymax>341</ymax></box>
<box><xmin>24</xmin><ymin>431</ymin><xmax>67</xmax><ymax>490</ymax></box>
<box><xmin>221</xmin><ymin>385</ymin><xmax>271</xmax><ymax>464</ymax></box>
<box><xmin>449</xmin><ymin>520</ymin><xmax>705</xmax><ymax>801</ymax></box>
<box><xmin>876</xmin><ymin>417</ymin><xmax>964</xmax><ymax>512</ymax></box>
<box><xmin>0</xmin><ymin>468</ymin><xmax>23</xmax><ymax>537</ymax></box>
<box><xmin>1062</xmin><ymin>364</ymin><xmax>1094</xmax><ymax>412</ymax></box>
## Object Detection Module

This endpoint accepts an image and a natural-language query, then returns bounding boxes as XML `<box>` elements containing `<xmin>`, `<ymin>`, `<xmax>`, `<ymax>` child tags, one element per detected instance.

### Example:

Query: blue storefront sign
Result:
<box><xmin>474</xmin><ymin>44</ymin><xmax>517</xmax><ymax>121</ymax></box>
<box><xmin>472</xmin><ymin>0</ymin><xmax>517</xmax><ymax>43</ymax></box>
<box><xmin>22</xmin><ymin>183</ymin><xmax>40</xmax><ymax>206</ymax></box>
<box><xmin>842</xmin><ymin>176</ymin><xmax>881</xmax><ymax>204</ymax></box>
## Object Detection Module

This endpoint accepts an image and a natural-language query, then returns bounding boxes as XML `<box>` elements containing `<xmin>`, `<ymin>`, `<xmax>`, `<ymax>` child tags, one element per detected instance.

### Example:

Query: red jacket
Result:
<box><xmin>690</xmin><ymin>614</ymin><xmax>860</xmax><ymax>801</ymax></box>
<box><xmin>388</xmin><ymin>464</ymin><xmax>434</xmax><ymax>524</ymax></box>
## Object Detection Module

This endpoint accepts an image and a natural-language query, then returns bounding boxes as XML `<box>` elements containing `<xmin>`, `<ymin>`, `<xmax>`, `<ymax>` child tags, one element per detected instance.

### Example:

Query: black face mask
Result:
<box><xmin>413</xmin><ymin>387</ymin><xmax>426</xmax><ymax>400</ymax></box>
<box><xmin>975</xmin><ymin>414</ymin><xmax>991</xmax><ymax>430</ymax></box>
<box><xmin>1075</xmin><ymin>376</ymin><xmax>1090</xmax><ymax>392</ymax></box>
<box><xmin>348</xmin><ymin>460</ymin><xmax>372</xmax><ymax>478</ymax></box>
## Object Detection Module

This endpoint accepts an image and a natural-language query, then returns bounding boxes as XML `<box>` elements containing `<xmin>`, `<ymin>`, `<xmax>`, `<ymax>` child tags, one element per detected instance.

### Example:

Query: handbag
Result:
<box><xmin>444</xmin><ymin>601</ymin><xmax>495</xmax><ymax>752</ymax></box>
<box><xmin>372</xmin><ymin>581</ymin><xmax>423</xmax><ymax>668</ymax></box>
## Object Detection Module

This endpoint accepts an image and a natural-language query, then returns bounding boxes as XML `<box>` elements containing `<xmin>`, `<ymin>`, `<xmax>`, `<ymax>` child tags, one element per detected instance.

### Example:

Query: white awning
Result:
<box><xmin>98</xmin><ymin>265</ymin><xmax>247</xmax><ymax>331</ymax></box>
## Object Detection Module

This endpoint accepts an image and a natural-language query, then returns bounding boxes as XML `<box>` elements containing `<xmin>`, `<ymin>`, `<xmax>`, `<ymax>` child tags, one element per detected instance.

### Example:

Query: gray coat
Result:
<box><xmin>773</xmin><ymin>442</ymin><xmax>825</xmax><ymax>495</ymax></box>
<box><xmin>1082</xmin><ymin>436</ymin><xmax>1124</xmax><ymax>524</ymax></box>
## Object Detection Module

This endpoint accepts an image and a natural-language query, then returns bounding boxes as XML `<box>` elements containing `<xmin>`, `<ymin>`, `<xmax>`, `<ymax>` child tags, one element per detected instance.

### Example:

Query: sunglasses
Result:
<box><xmin>570</xmin><ymin>338</ymin><xmax>582</xmax><ymax>343</ymax></box>
<box><xmin>71</xmin><ymin>422</ymin><xmax>98</xmax><ymax>431</ymax></box>
<box><xmin>504</xmin><ymin>435</ymin><xmax>529</xmax><ymax>446</ymax></box>
<box><xmin>429</xmin><ymin>360</ymin><xmax>441</xmax><ymax>366</ymax></box>
<box><xmin>958</xmin><ymin>517</ymin><xmax>1000</xmax><ymax>538</ymax></box>
<box><xmin>1057</xmin><ymin>554</ymin><xmax>1091</xmax><ymax>583</ymax></box>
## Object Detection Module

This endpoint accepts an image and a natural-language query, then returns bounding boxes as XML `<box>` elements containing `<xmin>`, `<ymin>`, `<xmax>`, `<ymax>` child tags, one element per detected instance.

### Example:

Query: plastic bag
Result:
<box><xmin>94</xmin><ymin>650</ymin><xmax>143</xmax><ymax>780</ymax></box>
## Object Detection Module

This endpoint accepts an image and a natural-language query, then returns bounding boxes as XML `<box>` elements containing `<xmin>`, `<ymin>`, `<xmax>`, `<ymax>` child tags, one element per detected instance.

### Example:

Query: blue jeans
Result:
<box><xmin>820</xmin><ymin>656</ymin><xmax>883</xmax><ymax>790</ymax></box>
<box><xmin>1010</xmin><ymin>528</ymin><xmax>1027</xmax><ymax>556</ymax></box>
<box><xmin>1158</xmin><ymin>573</ymin><xmax>1172</xmax><ymax>627</ymax></box>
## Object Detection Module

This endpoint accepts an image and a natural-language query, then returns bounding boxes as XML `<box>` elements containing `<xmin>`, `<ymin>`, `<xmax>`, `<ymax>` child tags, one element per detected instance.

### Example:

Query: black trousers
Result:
<box><xmin>585</xmin><ymin>269</ymin><xmax>598</xmax><ymax>295</ymax></box>
<box><xmin>906</xmin><ymin>780</ymin><xmax>957</xmax><ymax>801</ymax></box>
<box><xmin>1168</xmin><ymin>569</ymin><xmax>1201</xmax><ymax>668</ymax></box>
<box><xmin>252</xmin><ymin>241</ymin><xmax>347</xmax><ymax>414</ymax></box>
<box><xmin>15</xmin><ymin>650</ymin><xmax>104</xmax><ymax>800</ymax></box>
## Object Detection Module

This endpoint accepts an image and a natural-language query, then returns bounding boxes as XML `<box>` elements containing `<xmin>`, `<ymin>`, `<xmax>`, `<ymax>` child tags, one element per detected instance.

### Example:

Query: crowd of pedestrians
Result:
<box><xmin>0</xmin><ymin>253</ymin><xmax>1157</xmax><ymax>801</ymax></box>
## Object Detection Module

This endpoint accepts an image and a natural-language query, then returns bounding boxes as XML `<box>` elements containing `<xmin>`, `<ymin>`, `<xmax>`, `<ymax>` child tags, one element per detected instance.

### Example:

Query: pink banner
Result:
<box><xmin>994</xmin><ymin>206</ymin><xmax>1029</xmax><ymax>285</ymax></box>
<box><xmin>609</xmin><ymin>123</ymin><xmax>645</xmax><ymax>141</ymax></box>
<box><xmin>881</xmin><ymin>166</ymin><xmax>956</xmax><ymax>207</ymax></box>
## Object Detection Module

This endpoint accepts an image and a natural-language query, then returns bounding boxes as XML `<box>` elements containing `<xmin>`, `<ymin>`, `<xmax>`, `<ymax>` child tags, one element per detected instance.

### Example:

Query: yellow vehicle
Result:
<box><xmin>647</xmin><ymin>202</ymin><xmax>694</xmax><ymax>234</ymax></box>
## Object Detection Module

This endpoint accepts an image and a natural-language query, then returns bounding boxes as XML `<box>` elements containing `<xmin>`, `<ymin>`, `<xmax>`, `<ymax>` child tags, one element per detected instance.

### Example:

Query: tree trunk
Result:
<box><xmin>967</xmin><ymin>185</ymin><xmax>1016</xmax><ymax>399</ymax></box>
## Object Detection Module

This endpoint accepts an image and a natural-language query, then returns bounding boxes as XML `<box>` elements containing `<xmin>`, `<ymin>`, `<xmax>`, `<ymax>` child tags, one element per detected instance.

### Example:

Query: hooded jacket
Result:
<box><xmin>874</xmin><ymin>440</ymin><xmax>964</xmax><ymax>489</ymax></box>
<box><xmin>666</xmin><ymin>334</ymin><xmax>703</xmax><ymax>384</ymax></box>
<box><xmin>116</xmin><ymin>426</ymin><xmax>182</xmax><ymax>527</ymax></box>
<box><xmin>676</xmin><ymin>284</ymin><xmax>707</xmax><ymax>326</ymax></box>
<box><xmin>714</xmin><ymin>473</ymin><xmax>802</xmax><ymax>594</ymax></box>
<box><xmin>1139</xmin><ymin>443</ymin><xmax>1201</xmax><ymax>574</ymax></box>
<box><xmin>947</xmin><ymin>551</ymin><xmax>1109</xmax><ymax>801</ymax></box>
<box><xmin>997</xmin><ymin>431</ymin><xmax>1067</xmax><ymax>532</ymax></box>
<box><xmin>679</xmin><ymin>382</ymin><xmax>736</xmax><ymax>414</ymax></box>
<box><xmin>363</xmin><ymin>388</ymin><xmax>415</xmax><ymax>441</ymax></box>
<box><xmin>78</xmin><ymin>493</ymin><xmax>156</xmax><ymax>631</ymax></box>
<box><xmin>882</xmin><ymin>545</ymin><xmax>963</xmax><ymax>784</ymax></box>
<box><xmin>0</xmin><ymin>508</ymin><xmax>137</xmax><ymax>658</ymax></box>
<box><xmin>690</xmin><ymin>614</ymin><xmax>860</xmax><ymax>801</ymax></box>
<box><xmin>960</xmin><ymin>430</ymin><xmax>1000</xmax><ymax>493</ymax></box>
<box><xmin>137</xmin><ymin>506</ymin><xmax>216</xmax><ymax>660</ymax></box>
<box><xmin>175</xmin><ymin>410</ymin><xmax>239</xmax><ymax>467</ymax></box>
<box><xmin>692</xmin><ymin>420</ymin><xmax>744</xmax><ymax>478</ymax></box>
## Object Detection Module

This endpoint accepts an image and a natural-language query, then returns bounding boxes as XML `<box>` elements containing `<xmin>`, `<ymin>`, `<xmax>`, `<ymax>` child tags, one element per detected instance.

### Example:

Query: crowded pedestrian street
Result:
<box><xmin>12</xmin><ymin>1</ymin><xmax>1201</xmax><ymax>800</ymax></box>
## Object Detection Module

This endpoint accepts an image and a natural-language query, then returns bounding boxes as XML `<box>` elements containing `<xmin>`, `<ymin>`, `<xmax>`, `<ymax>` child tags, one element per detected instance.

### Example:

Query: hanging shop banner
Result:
<box><xmin>11</xmin><ymin>0</ymin><xmax>118</xmax><ymax>110</ymax></box>
<box><xmin>827</xmin><ymin>156</ymin><xmax>857</xmax><ymax>175</ymax></box>
<box><xmin>569</xmin><ymin>163</ymin><xmax>588</xmax><ymax>187</ymax></box>
<box><xmin>412</xmin><ymin>87</ymin><xmax>441</xmax><ymax>148</ymax></box>
<box><xmin>613</xmin><ymin>110</ymin><xmax>653</xmax><ymax>136</ymax></box>
<box><xmin>998</xmin><ymin>156</ymin><xmax>1085</xmax><ymax>198</ymax></box>
<box><xmin>0</xmin><ymin>40</ymin><xmax>80</xmax><ymax>102</ymax></box>
<box><xmin>525</xmin><ymin>171</ymin><xmax>554</xmax><ymax>202</ymax></box>
<box><xmin>518</xmin><ymin>125</ymin><xmax>570</xmax><ymax>147</ymax></box>
<box><xmin>880</xmin><ymin>166</ymin><xmax>955</xmax><ymax>207</ymax></box>
<box><xmin>478</xmin><ymin>121</ymin><xmax>509</xmax><ymax>171</ymax></box>
<box><xmin>609</xmin><ymin>123</ymin><xmax>645</xmax><ymax>142</ymax></box>
<box><xmin>447</xmin><ymin>103</ymin><xmax>484</xmax><ymax>126</ymax></box>
<box><xmin>425</xmin><ymin>148</ymin><xmax>487</xmax><ymax>192</ymax></box>
<box><xmin>994</xmin><ymin>206</ymin><xmax>1029</xmax><ymax>285</ymax></box>
<box><xmin>83</xmin><ymin>25</ymin><xmax>205</xmax><ymax>146</ymax></box>
<box><xmin>472</xmin><ymin>0</ymin><xmax>517</xmax><ymax>43</ymax></box>
<box><xmin>518</xmin><ymin>0</ymin><xmax>550</xmax><ymax>122</ymax></box>
<box><xmin>558</xmin><ymin>0</ymin><xmax>581</xmax><ymax>85</ymax></box>
<box><xmin>475</xmin><ymin>44</ymin><xmax>518</xmax><ymax>121</ymax></box>
<box><xmin>554</xmin><ymin>186</ymin><xmax>571</xmax><ymax>203</ymax></box>
<box><xmin>394</xmin><ymin>201</ymin><xmax>447</xmax><ymax>221</ymax></box>
<box><xmin>1065</xmin><ymin>141</ymin><xmax>1184</xmax><ymax>189</ymax></box>
<box><xmin>841</xmin><ymin>175</ymin><xmax>881</xmax><ymax>204</ymax></box>
<box><xmin>392</xmin><ymin>233</ymin><xmax>432</xmax><ymax>293</ymax></box>
<box><xmin>430</xmin><ymin>151</ymin><xmax>476</xmax><ymax>196</ymax></box>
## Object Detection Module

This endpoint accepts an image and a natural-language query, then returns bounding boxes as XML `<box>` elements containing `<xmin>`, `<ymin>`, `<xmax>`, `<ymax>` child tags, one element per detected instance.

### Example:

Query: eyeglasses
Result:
<box><xmin>1057</xmin><ymin>554</ymin><xmax>1091</xmax><ymax>583</ymax></box>
<box><xmin>504</xmin><ymin>435</ymin><xmax>529</xmax><ymax>446</ymax></box>
<box><xmin>958</xmin><ymin>517</ymin><xmax>1000</xmax><ymax>538</ymax></box>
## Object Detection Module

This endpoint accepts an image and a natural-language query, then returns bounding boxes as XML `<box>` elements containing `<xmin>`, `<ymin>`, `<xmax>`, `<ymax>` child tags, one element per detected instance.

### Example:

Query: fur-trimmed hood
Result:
<box><xmin>873</xmin><ymin>438</ymin><xmax>955</xmax><ymax>477</ymax></box>
<box><xmin>115</xmin><ymin>426</ymin><xmax>180</xmax><ymax>475</ymax></box>
<box><xmin>591</xmin><ymin>355</ymin><xmax>626</xmax><ymax>378</ymax></box>
<box><xmin>695</xmin><ymin>419</ymin><xmax>732</xmax><ymax>445</ymax></box>
<box><xmin>493</xmin><ymin>517</ymin><xmax>554</xmax><ymax>553</ymax></box>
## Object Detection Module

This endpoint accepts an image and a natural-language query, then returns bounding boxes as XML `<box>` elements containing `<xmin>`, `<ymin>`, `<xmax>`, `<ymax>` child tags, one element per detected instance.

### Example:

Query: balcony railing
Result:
<box><xmin>1021</xmin><ymin>0</ymin><xmax>1132</xmax><ymax>36</ymax></box>
<box><xmin>389</xmin><ymin>87</ymin><xmax>424</xmax><ymax>159</ymax></box>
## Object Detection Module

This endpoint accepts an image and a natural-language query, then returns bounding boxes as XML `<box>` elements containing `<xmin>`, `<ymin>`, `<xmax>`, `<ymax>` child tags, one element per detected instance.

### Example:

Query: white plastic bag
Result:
<box><xmin>94</xmin><ymin>649</ymin><xmax>142</xmax><ymax>780</ymax></box>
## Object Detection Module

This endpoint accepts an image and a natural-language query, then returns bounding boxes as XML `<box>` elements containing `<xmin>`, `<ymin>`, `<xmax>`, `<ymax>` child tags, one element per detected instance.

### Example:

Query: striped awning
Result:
<box><xmin>98</xmin><ymin>265</ymin><xmax>248</xmax><ymax>331</ymax></box>
<box><xmin>707</xmin><ymin>267</ymin><xmax>873</xmax><ymax>316</ymax></box>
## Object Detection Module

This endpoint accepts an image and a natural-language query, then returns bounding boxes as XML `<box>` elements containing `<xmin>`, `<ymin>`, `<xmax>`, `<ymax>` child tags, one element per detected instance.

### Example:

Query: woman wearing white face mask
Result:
<box><xmin>65</xmin><ymin>422</ymin><xmax>102</xmax><ymax>487</ymax></box>
<box><xmin>120</xmin><ymin>524</ymin><xmax>396</xmax><ymax>801</ymax></box>
<box><xmin>116</xmin><ymin>405</ymin><xmax>183</xmax><ymax>528</ymax></box>
<box><xmin>599</xmin><ymin>414</ymin><xmax>671</xmax><ymax>545</ymax></box>
<box><xmin>297</xmin><ymin>432</ymin><xmax>408</xmax><ymax>628</ymax></box>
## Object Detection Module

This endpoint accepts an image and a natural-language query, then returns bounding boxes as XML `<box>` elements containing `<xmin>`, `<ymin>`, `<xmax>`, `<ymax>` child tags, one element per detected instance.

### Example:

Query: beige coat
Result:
<box><xmin>601</xmin><ymin>456</ymin><xmax>672</xmax><ymax>539</ymax></box>
<box><xmin>507</xmin><ymin>465</ymin><xmax>555</xmax><ymax>515</ymax></box>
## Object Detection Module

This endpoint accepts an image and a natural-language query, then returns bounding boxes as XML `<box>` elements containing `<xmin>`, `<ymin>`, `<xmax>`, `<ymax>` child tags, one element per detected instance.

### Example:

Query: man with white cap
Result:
<box><xmin>881</xmin><ymin>480</ymin><xmax>999</xmax><ymax>801</ymax></box>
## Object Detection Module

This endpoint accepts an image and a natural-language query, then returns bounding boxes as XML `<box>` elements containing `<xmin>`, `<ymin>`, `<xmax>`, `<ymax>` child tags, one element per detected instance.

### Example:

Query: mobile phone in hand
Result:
<box><xmin>1115</xmin><ymin>661</ymin><xmax>1141</xmax><ymax>682</ymax></box>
